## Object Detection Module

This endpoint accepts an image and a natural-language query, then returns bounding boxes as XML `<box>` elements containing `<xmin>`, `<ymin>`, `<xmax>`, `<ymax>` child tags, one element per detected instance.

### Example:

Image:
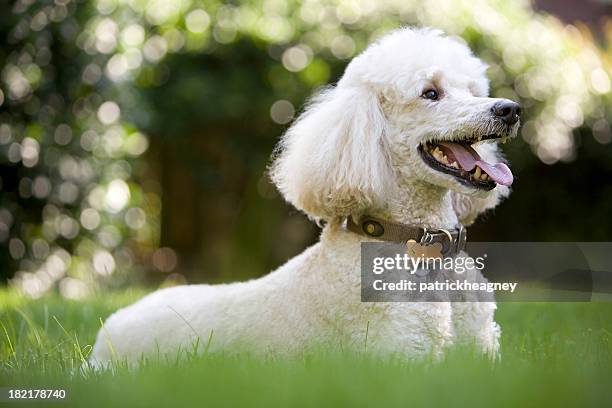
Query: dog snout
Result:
<box><xmin>491</xmin><ymin>100</ymin><xmax>521</xmax><ymax>125</ymax></box>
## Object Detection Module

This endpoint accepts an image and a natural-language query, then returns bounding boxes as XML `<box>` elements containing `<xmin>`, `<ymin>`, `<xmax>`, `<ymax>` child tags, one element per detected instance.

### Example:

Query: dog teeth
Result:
<box><xmin>472</xmin><ymin>167</ymin><xmax>488</xmax><ymax>181</ymax></box>
<box><xmin>430</xmin><ymin>146</ymin><xmax>457</xmax><ymax>167</ymax></box>
<box><xmin>432</xmin><ymin>148</ymin><xmax>446</xmax><ymax>163</ymax></box>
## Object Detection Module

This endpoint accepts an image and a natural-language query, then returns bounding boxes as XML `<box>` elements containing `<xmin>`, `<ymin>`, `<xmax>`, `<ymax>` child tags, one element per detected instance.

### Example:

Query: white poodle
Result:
<box><xmin>90</xmin><ymin>27</ymin><xmax>520</xmax><ymax>367</ymax></box>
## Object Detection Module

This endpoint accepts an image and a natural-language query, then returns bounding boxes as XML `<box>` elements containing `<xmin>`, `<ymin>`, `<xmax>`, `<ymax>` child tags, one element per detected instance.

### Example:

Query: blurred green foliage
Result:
<box><xmin>0</xmin><ymin>0</ymin><xmax>610</xmax><ymax>297</ymax></box>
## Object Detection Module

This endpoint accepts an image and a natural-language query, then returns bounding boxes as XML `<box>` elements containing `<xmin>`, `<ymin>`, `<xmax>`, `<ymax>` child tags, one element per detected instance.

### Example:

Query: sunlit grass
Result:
<box><xmin>1</xmin><ymin>288</ymin><xmax>611</xmax><ymax>407</ymax></box>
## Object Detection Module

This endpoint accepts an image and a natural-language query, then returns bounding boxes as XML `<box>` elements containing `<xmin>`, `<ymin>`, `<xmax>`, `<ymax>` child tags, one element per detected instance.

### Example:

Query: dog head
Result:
<box><xmin>270</xmin><ymin>28</ymin><xmax>520</xmax><ymax>222</ymax></box>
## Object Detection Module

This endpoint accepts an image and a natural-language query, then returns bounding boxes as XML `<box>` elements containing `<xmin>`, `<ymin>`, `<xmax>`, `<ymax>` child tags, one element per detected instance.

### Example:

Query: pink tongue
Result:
<box><xmin>439</xmin><ymin>142</ymin><xmax>513</xmax><ymax>186</ymax></box>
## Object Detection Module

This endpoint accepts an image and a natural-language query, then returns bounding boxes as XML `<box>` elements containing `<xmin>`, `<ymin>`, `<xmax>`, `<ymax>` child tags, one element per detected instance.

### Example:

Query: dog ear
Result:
<box><xmin>270</xmin><ymin>85</ymin><xmax>393</xmax><ymax>222</ymax></box>
<box><xmin>451</xmin><ymin>143</ymin><xmax>510</xmax><ymax>226</ymax></box>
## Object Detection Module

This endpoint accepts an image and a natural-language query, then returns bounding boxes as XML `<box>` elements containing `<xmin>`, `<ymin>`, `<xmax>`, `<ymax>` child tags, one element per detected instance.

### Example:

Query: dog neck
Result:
<box><xmin>369</xmin><ymin>178</ymin><xmax>458</xmax><ymax>230</ymax></box>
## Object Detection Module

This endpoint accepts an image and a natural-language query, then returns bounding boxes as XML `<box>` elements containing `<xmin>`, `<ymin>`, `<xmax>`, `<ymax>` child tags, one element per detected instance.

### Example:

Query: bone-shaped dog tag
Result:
<box><xmin>406</xmin><ymin>239</ymin><xmax>443</xmax><ymax>259</ymax></box>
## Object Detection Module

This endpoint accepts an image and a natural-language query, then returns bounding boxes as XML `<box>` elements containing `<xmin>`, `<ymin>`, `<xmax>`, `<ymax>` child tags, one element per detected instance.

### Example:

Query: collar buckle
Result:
<box><xmin>420</xmin><ymin>227</ymin><xmax>454</xmax><ymax>257</ymax></box>
<box><xmin>419</xmin><ymin>227</ymin><xmax>434</xmax><ymax>245</ymax></box>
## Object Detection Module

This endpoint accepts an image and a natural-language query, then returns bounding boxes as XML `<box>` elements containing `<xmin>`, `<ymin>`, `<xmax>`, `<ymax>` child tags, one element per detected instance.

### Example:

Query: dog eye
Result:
<box><xmin>421</xmin><ymin>89</ymin><xmax>439</xmax><ymax>101</ymax></box>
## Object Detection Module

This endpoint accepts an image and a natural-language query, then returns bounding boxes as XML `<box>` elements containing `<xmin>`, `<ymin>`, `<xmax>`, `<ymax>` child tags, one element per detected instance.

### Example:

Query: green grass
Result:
<box><xmin>1</xmin><ymin>288</ymin><xmax>611</xmax><ymax>407</ymax></box>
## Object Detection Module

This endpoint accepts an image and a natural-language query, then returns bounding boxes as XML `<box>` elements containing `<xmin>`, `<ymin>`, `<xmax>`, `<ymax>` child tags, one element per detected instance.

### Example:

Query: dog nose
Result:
<box><xmin>491</xmin><ymin>100</ymin><xmax>521</xmax><ymax>125</ymax></box>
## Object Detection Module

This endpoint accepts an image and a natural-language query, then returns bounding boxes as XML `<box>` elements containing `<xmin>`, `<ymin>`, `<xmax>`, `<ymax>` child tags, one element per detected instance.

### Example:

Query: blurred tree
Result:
<box><xmin>0</xmin><ymin>0</ymin><xmax>160</xmax><ymax>297</ymax></box>
<box><xmin>0</xmin><ymin>0</ymin><xmax>610</xmax><ymax>295</ymax></box>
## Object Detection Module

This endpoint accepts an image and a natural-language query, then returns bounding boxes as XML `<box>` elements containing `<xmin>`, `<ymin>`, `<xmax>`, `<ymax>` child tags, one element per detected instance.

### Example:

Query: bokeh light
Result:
<box><xmin>1</xmin><ymin>0</ymin><xmax>610</xmax><ymax>299</ymax></box>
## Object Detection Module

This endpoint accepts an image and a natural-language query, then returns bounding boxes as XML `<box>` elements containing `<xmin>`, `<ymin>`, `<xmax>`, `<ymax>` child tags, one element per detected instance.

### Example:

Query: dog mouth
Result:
<box><xmin>418</xmin><ymin>135</ymin><xmax>513</xmax><ymax>190</ymax></box>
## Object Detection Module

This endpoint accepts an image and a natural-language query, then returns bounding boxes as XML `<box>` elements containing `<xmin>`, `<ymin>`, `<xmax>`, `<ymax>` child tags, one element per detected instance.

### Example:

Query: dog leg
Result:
<box><xmin>370</xmin><ymin>302</ymin><xmax>454</xmax><ymax>359</ymax></box>
<box><xmin>450</xmin><ymin>301</ymin><xmax>500</xmax><ymax>357</ymax></box>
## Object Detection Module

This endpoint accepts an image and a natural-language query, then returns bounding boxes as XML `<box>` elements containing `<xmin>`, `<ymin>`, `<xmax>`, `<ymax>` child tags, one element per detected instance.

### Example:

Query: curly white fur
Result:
<box><xmin>90</xmin><ymin>27</ymin><xmax>518</xmax><ymax>367</ymax></box>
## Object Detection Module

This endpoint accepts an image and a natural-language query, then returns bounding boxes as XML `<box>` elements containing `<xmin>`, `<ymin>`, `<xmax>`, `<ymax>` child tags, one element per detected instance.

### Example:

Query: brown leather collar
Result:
<box><xmin>345</xmin><ymin>215</ymin><xmax>467</xmax><ymax>257</ymax></box>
